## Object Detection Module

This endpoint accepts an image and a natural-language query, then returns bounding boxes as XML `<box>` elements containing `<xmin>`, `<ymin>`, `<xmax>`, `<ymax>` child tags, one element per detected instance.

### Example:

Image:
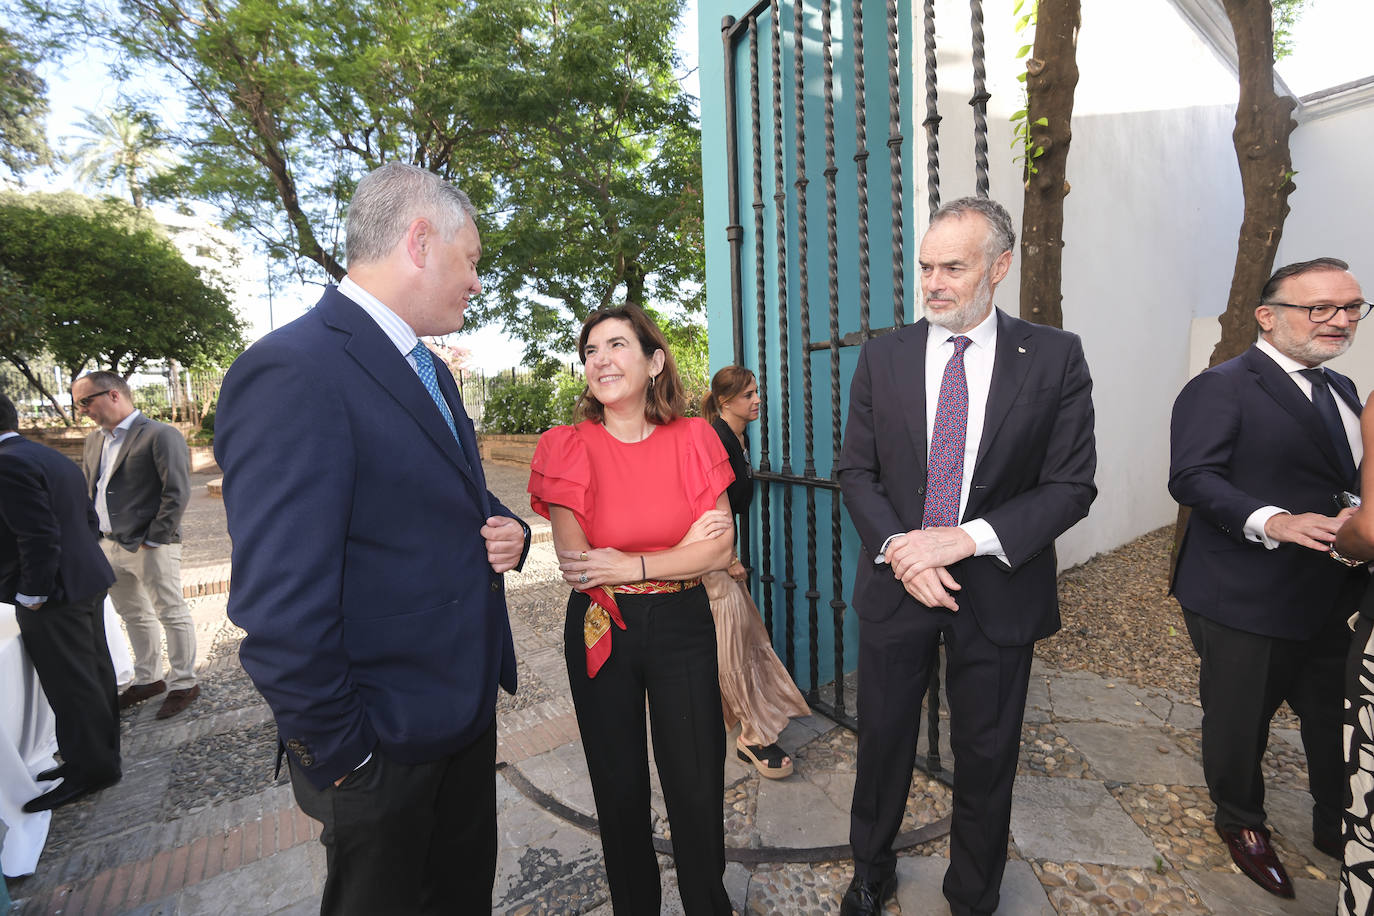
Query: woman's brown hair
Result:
<box><xmin>575</xmin><ymin>304</ymin><xmax>686</xmax><ymax>425</ymax></box>
<box><xmin>700</xmin><ymin>365</ymin><xmax>756</xmax><ymax>426</ymax></box>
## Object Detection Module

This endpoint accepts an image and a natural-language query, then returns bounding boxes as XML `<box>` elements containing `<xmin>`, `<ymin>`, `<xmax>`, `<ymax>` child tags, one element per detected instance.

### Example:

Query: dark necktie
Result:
<box><xmin>923</xmin><ymin>336</ymin><xmax>972</xmax><ymax>528</ymax></box>
<box><xmin>1300</xmin><ymin>368</ymin><xmax>1357</xmax><ymax>483</ymax></box>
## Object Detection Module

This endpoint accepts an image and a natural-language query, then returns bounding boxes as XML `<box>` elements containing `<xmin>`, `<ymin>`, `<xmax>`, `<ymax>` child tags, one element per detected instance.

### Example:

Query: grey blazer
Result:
<box><xmin>81</xmin><ymin>412</ymin><xmax>191</xmax><ymax>551</ymax></box>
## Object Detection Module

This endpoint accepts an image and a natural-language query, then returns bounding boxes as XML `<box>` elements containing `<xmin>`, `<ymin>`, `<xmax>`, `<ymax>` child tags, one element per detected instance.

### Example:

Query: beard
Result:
<box><xmin>1269</xmin><ymin>318</ymin><xmax>1354</xmax><ymax>366</ymax></box>
<box><xmin>926</xmin><ymin>273</ymin><xmax>995</xmax><ymax>333</ymax></box>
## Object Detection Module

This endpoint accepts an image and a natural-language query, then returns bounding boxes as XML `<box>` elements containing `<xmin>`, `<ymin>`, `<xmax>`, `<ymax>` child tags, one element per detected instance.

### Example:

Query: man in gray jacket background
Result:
<box><xmin>72</xmin><ymin>370</ymin><xmax>198</xmax><ymax>719</ymax></box>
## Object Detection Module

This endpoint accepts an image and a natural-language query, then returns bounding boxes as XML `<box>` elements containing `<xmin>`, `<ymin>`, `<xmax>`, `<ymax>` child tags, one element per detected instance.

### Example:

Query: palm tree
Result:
<box><xmin>66</xmin><ymin>105</ymin><xmax>178</xmax><ymax>209</ymax></box>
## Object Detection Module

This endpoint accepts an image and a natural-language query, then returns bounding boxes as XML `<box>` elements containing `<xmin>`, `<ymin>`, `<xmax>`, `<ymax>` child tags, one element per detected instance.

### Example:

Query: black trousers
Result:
<box><xmin>849</xmin><ymin>603</ymin><xmax>1034</xmax><ymax>916</ymax></box>
<box><xmin>16</xmin><ymin>590</ymin><xmax>120</xmax><ymax>782</ymax></box>
<box><xmin>563</xmin><ymin>586</ymin><xmax>731</xmax><ymax>915</ymax></box>
<box><xmin>289</xmin><ymin>720</ymin><xmax>497</xmax><ymax>916</ymax></box>
<box><xmin>1183</xmin><ymin>606</ymin><xmax>1348</xmax><ymax>839</ymax></box>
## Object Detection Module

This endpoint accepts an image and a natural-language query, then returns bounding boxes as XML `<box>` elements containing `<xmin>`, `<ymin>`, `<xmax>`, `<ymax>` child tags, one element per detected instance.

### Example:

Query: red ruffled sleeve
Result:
<box><xmin>528</xmin><ymin>425</ymin><xmax>592</xmax><ymax>520</ymax></box>
<box><xmin>678</xmin><ymin>417</ymin><xmax>736</xmax><ymax>516</ymax></box>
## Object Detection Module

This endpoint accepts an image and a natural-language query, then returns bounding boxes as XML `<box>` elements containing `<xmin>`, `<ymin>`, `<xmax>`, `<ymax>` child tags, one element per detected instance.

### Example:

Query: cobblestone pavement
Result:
<box><xmin>1</xmin><ymin>468</ymin><xmax>1344</xmax><ymax>914</ymax></box>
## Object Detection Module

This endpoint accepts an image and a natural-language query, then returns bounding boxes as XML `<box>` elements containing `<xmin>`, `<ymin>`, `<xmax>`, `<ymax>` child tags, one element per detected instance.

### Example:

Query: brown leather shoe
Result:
<box><xmin>1217</xmin><ymin>826</ymin><xmax>1294</xmax><ymax>898</ymax></box>
<box><xmin>156</xmin><ymin>684</ymin><xmax>201</xmax><ymax>719</ymax></box>
<box><xmin>118</xmin><ymin>680</ymin><xmax>166</xmax><ymax>709</ymax></box>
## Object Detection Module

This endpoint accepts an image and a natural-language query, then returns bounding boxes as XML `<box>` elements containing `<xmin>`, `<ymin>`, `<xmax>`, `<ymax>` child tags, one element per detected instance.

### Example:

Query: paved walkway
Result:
<box><xmin>3</xmin><ymin>466</ymin><xmax>1344</xmax><ymax>914</ymax></box>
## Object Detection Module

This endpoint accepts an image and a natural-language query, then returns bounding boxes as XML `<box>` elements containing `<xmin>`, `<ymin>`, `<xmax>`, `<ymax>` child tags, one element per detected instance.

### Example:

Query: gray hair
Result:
<box><xmin>1260</xmin><ymin>257</ymin><xmax>1351</xmax><ymax>304</ymax></box>
<box><xmin>930</xmin><ymin>196</ymin><xmax>1016</xmax><ymax>264</ymax></box>
<box><xmin>75</xmin><ymin>370</ymin><xmax>131</xmax><ymax>397</ymax></box>
<box><xmin>345</xmin><ymin>163</ymin><xmax>477</xmax><ymax>266</ymax></box>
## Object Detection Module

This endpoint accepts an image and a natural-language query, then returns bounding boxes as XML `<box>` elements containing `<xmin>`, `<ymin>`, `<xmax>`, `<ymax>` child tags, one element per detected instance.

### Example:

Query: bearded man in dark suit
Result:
<box><xmin>1170</xmin><ymin>257</ymin><xmax>1369</xmax><ymax>899</ymax></box>
<box><xmin>836</xmin><ymin>196</ymin><xmax>1097</xmax><ymax>916</ymax></box>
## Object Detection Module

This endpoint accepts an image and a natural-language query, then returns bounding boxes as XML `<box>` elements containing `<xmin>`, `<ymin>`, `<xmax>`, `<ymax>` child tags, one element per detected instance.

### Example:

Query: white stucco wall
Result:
<box><xmin>921</xmin><ymin>0</ymin><xmax>1245</xmax><ymax>567</ymax></box>
<box><xmin>1276</xmin><ymin>82</ymin><xmax>1374</xmax><ymax>398</ymax></box>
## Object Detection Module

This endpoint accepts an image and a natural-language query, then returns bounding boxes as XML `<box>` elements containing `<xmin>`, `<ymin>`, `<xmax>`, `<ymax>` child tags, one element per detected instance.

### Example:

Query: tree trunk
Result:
<box><xmin>1173</xmin><ymin>0</ymin><xmax>1298</xmax><ymax>573</ymax></box>
<box><xmin>2</xmin><ymin>355</ymin><xmax>73</xmax><ymax>426</ymax></box>
<box><xmin>1019</xmin><ymin>0</ymin><xmax>1080</xmax><ymax>330</ymax></box>
<box><xmin>1211</xmin><ymin>0</ymin><xmax>1297</xmax><ymax>367</ymax></box>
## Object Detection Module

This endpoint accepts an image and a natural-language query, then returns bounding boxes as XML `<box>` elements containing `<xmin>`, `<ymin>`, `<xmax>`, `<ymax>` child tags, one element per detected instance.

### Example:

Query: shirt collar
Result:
<box><xmin>101</xmin><ymin>409</ymin><xmax>141</xmax><ymax>442</ymax></box>
<box><xmin>337</xmin><ymin>276</ymin><xmax>419</xmax><ymax>357</ymax></box>
<box><xmin>0</xmin><ymin>431</ymin><xmax>17</xmax><ymax>443</ymax></box>
<box><xmin>927</xmin><ymin>307</ymin><xmax>998</xmax><ymax>354</ymax></box>
<box><xmin>1256</xmin><ymin>336</ymin><xmax>1316</xmax><ymax>376</ymax></box>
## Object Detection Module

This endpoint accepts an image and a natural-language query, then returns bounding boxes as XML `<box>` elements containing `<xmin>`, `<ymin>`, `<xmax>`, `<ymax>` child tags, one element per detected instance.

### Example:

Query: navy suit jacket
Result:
<box><xmin>1170</xmin><ymin>345</ymin><xmax>1367</xmax><ymax>639</ymax></box>
<box><xmin>837</xmin><ymin>309</ymin><xmax>1098</xmax><ymax>647</ymax></box>
<box><xmin>214</xmin><ymin>286</ymin><xmax>528</xmax><ymax>789</ymax></box>
<box><xmin>0</xmin><ymin>435</ymin><xmax>115</xmax><ymax>606</ymax></box>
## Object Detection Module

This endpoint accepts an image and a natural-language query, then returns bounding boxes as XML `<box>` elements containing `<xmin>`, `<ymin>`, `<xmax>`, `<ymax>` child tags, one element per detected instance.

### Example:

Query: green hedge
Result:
<box><xmin>482</xmin><ymin>373</ymin><xmax>584</xmax><ymax>434</ymax></box>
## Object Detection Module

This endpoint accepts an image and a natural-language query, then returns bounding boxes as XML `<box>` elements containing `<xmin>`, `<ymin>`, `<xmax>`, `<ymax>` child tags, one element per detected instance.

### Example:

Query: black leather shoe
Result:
<box><xmin>1217</xmin><ymin>826</ymin><xmax>1294</xmax><ymax>899</ymax></box>
<box><xmin>22</xmin><ymin>771</ymin><xmax>121</xmax><ymax>813</ymax></box>
<box><xmin>1314</xmin><ymin>832</ymin><xmax>1344</xmax><ymax>859</ymax></box>
<box><xmin>34</xmin><ymin>764</ymin><xmax>67</xmax><ymax>782</ymax></box>
<box><xmin>839</xmin><ymin>874</ymin><xmax>896</xmax><ymax>916</ymax></box>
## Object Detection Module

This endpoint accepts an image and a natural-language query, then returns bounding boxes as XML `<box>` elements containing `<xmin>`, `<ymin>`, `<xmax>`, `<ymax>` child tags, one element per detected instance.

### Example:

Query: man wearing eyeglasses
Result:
<box><xmin>1170</xmin><ymin>257</ymin><xmax>1370</xmax><ymax>900</ymax></box>
<box><xmin>70</xmin><ymin>371</ymin><xmax>197</xmax><ymax>719</ymax></box>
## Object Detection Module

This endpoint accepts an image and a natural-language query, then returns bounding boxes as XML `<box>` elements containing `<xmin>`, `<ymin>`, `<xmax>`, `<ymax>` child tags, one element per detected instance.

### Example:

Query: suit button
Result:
<box><xmin>299</xmin><ymin>754</ymin><xmax>314</xmax><ymax>767</ymax></box>
<box><xmin>916</xmin><ymin>486</ymin><xmax>925</xmax><ymax>495</ymax></box>
<box><xmin>490</xmin><ymin>580</ymin><xmax>500</xmax><ymax>593</ymax></box>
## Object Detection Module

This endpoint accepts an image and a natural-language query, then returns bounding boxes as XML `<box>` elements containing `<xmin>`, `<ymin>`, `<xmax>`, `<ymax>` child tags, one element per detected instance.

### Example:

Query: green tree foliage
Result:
<box><xmin>1271</xmin><ymin>0</ymin><xmax>1307</xmax><ymax>61</ymax></box>
<box><xmin>51</xmin><ymin>0</ymin><xmax>703</xmax><ymax>364</ymax></box>
<box><xmin>0</xmin><ymin>26</ymin><xmax>53</xmax><ymax>175</ymax></box>
<box><xmin>0</xmin><ymin>191</ymin><xmax>246</xmax><ymax>421</ymax></box>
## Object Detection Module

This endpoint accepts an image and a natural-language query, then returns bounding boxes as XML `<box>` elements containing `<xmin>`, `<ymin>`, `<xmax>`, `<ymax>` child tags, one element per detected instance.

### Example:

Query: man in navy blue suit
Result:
<box><xmin>1171</xmin><ymin>257</ymin><xmax>1370</xmax><ymax>899</ymax></box>
<box><xmin>215</xmin><ymin>163</ymin><xmax>530</xmax><ymax>914</ymax></box>
<box><xmin>0</xmin><ymin>392</ymin><xmax>121</xmax><ymax>812</ymax></box>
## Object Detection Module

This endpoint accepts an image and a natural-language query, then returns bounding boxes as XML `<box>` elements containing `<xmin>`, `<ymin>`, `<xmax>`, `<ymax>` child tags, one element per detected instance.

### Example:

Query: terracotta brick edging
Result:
<box><xmin>30</xmin><ymin>804</ymin><xmax>320</xmax><ymax>915</ymax></box>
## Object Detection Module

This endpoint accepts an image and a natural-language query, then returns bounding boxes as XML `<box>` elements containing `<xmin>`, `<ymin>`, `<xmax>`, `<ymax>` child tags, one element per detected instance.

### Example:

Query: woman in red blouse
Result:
<box><xmin>528</xmin><ymin>304</ymin><xmax>736</xmax><ymax>914</ymax></box>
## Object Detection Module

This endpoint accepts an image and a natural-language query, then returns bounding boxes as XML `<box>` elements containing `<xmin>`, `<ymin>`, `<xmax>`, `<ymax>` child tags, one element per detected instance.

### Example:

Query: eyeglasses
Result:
<box><xmin>77</xmin><ymin>390</ymin><xmax>112</xmax><ymax>408</ymax></box>
<box><xmin>1268</xmin><ymin>301</ymin><xmax>1374</xmax><ymax>323</ymax></box>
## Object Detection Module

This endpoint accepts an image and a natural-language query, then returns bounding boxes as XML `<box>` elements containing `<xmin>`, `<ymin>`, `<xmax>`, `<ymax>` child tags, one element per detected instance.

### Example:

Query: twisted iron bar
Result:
<box><xmin>789</xmin><ymin>0</ymin><xmax>811</xmax><ymax>676</ymax></box>
<box><xmin>767</xmin><ymin>0</ymin><xmax>788</xmax><ymax>639</ymax></box>
<box><xmin>747</xmin><ymin>16</ymin><xmax>777</xmax><ymax>639</ymax></box>
<box><xmin>885</xmin><ymin>0</ymin><xmax>905</xmax><ymax>326</ymax></box>
<box><xmin>851</xmin><ymin>0</ymin><xmax>871</xmax><ymax>338</ymax></box>
<box><xmin>774</xmin><ymin>3</ymin><xmax>796</xmax><ymax>660</ymax></box>
<box><xmin>922</xmin><ymin>0</ymin><xmax>941</xmax><ymax>217</ymax></box>
<box><xmin>970</xmin><ymin>0</ymin><xmax>991</xmax><ymax>197</ymax></box>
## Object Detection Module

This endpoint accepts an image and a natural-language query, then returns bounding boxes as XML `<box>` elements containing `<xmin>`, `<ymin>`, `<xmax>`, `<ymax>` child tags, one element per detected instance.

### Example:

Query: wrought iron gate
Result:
<box><xmin>718</xmin><ymin>0</ymin><xmax>994</xmax><ymax>733</ymax></box>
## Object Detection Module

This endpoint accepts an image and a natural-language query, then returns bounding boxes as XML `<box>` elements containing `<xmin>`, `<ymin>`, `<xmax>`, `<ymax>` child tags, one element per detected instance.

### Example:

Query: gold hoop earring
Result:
<box><xmin>648</xmin><ymin>374</ymin><xmax>656</xmax><ymax>395</ymax></box>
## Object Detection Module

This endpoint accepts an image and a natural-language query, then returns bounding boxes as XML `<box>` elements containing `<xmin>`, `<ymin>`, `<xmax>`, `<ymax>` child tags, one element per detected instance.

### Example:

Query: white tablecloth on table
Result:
<box><xmin>0</xmin><ymin>600</ymin><xmax>135</xmax><ymax>877</ymax></box>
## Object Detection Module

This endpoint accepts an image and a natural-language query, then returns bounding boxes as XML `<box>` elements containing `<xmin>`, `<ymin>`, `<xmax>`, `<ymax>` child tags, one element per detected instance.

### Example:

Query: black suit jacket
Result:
<box><xmin>837</xmin><ymin>308</ymin><xmax>1097</xmax><ymax>647</ymax></box>
<box><xmin>0</xmin><ymin>435</ymin><xmax>116</xmax><ymax>605</ymax></box>
<box><xmin>215</xmin><ymin>286</ymin><xmax>529</xmax><ymax>789</ymax></box>
<box><xmin>1169</xmin><ymin>345</ymin><xmax>1367</xmax><ymax>639</ymax></box>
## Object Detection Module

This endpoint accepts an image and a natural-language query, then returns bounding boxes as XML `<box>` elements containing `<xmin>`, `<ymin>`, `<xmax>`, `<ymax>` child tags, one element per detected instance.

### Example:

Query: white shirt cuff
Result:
<box><xmin>1245</xmin><ymin>506</ymin><xmax>1286</xmax><ymax>549</ymax></box>
<box><xmin>960</xmin><ymin>518</ymin><xmax>1006</xmax><ymax>560</ymax></box>
<box><xmin>15</xmin><ymin>593</ymin><xmax>46</xmax><ymax>607</ymax></box>
<box><xmin>874</xmin><ymin>533</ymin><xmax>903</xmax><ymax>565</ymax></box>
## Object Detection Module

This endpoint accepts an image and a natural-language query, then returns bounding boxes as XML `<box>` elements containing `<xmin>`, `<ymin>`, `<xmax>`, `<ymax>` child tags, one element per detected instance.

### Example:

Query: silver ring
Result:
<box><xmin>579</xmin><ymin>573</ymin><xmax>589</xmax><ymax>584</ymax></box>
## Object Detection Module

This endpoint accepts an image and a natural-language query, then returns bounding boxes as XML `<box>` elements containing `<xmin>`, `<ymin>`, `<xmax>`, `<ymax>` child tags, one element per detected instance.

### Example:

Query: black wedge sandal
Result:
<box><xmin>736</xmin><ymin>740</ymin><xmax>794</xmax><ymax>779</ymax></box>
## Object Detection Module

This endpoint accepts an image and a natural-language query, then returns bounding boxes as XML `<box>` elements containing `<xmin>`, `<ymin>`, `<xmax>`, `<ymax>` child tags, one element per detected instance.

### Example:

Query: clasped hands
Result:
<box><xmin>557</xmin><ymin>508</ymin><xmax>734</xmax><ymax>589</ymax></box>
<box><xmin>1263</xmin><ymin>507</ymin><xmax>1357</xmax><ymax>553</ymax></box>
<box><xmin>885</xmin><ymin>526</ymin><xmax>976</xmax><ymax>612</ymax></box>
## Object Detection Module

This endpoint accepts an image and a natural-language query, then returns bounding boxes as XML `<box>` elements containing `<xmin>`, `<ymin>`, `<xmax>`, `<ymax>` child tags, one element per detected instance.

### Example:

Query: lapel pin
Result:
<box><xmin>1018</xmin><ymin>347</ymin><xmax>1026</xmax><ymax>354</ymax></box>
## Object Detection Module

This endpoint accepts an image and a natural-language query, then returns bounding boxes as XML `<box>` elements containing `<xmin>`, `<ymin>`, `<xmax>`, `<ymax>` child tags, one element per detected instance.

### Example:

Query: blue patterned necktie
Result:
<box><xmin>1300</xmin><ymin>368</ymin><xmax>1357</xmax><ymax>483</ymax></box>
<box><xmin>410</xmin><ymin>341</ymin><xmax>460</xmax><ymax>443</ymax></box>
<box><xmin>923</xmin><ymin>336</ymin><xmax>972</xmax><ymax>528</ymax></box>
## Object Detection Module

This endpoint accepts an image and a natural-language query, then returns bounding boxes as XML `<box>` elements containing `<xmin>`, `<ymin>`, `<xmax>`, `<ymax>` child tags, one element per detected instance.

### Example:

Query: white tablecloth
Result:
<box><xmin>0</xmin><ymin>600</ymin><xmax>135</xmax><ymax>877</ymax></box>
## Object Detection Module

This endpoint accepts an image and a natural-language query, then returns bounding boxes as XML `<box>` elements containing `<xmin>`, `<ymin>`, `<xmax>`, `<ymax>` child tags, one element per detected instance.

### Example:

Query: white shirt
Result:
<box><xmin>1244</xmin><ymin>338</ymin><xmax>1363</xmax><ymax>549</ymax></box>
<box><xmin>95</xmin><ymin>409</ymin><xmax>142</xmax><ymax>537</ymax></box>
<box><xmin>337</xmin><ymin>277</ymin><xmax>422</xmax><ymax>368</ymax></box>
<box><xmin>877</xmin><ymin>309</ymin><xmax>1006</xmax><ymax>563</ymax></box>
